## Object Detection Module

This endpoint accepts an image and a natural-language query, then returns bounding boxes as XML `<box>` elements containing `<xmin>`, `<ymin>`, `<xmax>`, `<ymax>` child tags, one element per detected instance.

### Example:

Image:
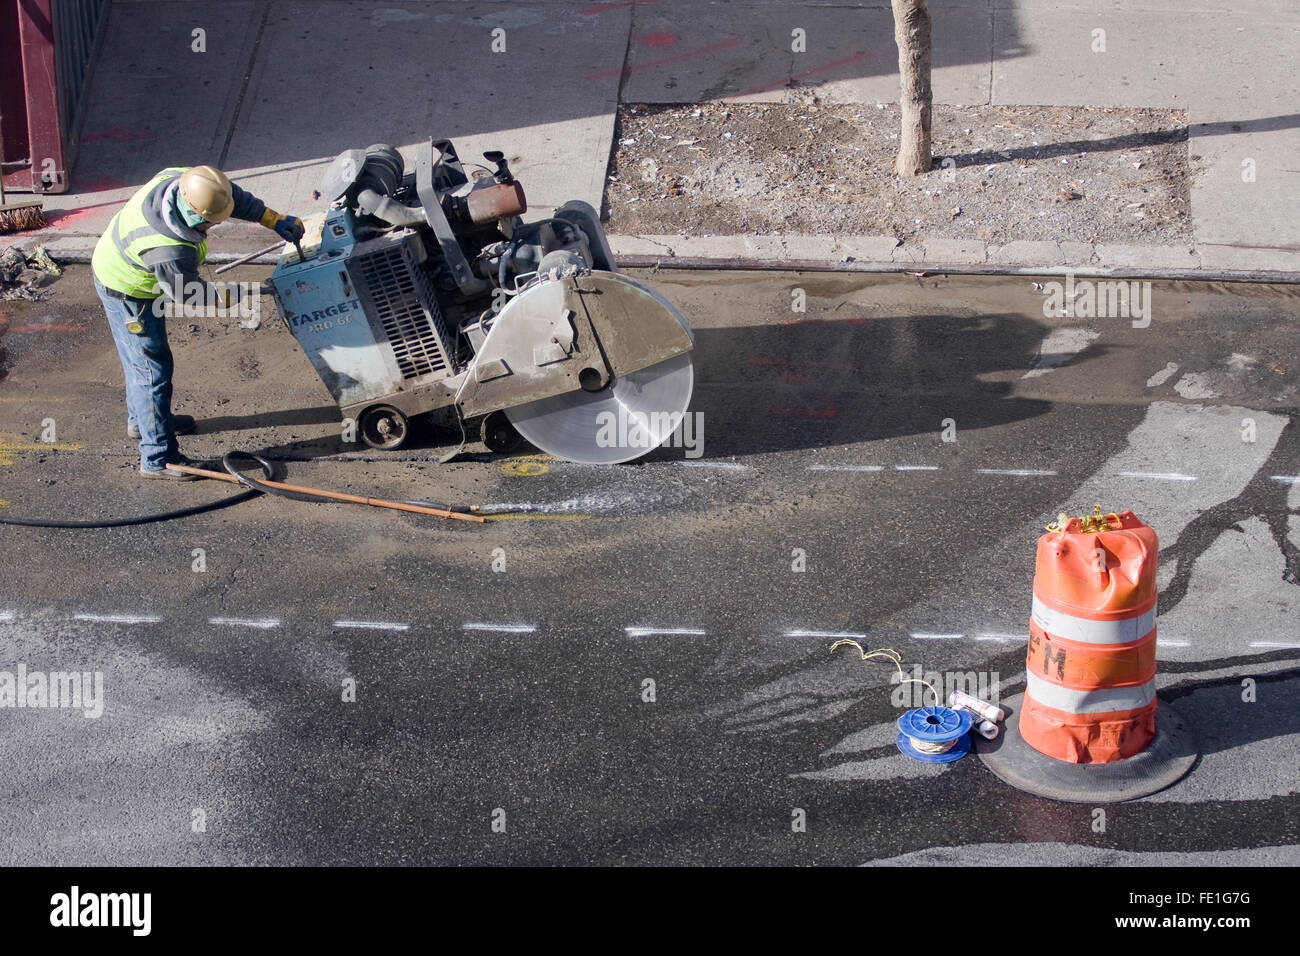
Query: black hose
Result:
<box><xmin>0</xmin><ymin>448</ymin><xmax>488</xmax><ymax>528</ymax></box>
<box><xmin>0</xmin><ymin>454</ymin><xmax>275</xmax><ymax>529</ymax></box>
<box><xmin>0</xmin><ymin>451</ymin><xmax>478</xmax><ymax>528</ymax></box>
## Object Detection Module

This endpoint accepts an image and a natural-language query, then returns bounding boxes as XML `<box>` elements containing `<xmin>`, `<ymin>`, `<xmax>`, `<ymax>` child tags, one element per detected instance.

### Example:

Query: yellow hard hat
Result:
<box><xmin>178</xmin><ymin>165</ymin><xmax>235</xmax><ymax>223</ymax></box>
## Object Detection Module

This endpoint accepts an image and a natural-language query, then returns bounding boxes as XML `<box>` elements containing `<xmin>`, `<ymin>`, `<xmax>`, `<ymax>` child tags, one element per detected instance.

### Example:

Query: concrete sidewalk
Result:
<box><xmin>4</xmin><ymin>0</ymin><xmax>1298</xmax><ymax>277</ymax></box>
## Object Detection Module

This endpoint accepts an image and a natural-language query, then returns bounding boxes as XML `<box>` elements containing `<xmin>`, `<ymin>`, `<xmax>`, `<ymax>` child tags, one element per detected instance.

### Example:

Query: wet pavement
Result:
<box><xmin>0</xmin><ymin>268</ymin><xmax>1297</xmax><ymax>864</ymax></box>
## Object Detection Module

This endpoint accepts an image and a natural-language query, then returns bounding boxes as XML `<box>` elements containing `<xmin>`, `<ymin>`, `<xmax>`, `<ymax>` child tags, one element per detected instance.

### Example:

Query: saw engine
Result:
<box><xmin>266</xmin><ymin>139</ymin><xmax>694</xmax><ymax>463</ymax></box>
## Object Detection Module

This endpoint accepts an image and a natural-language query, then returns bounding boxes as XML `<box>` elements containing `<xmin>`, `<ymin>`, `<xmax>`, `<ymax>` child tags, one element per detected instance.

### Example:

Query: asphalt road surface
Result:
<box><xmin>0</xmin><ymin>267</ymin><xmax>1297</xmax><ymax>865</ymax></box>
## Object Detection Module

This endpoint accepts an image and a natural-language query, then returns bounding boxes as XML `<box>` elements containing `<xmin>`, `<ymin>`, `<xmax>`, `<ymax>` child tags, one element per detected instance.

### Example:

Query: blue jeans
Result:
<box><xmin>96</xmin><ymin>278</ymin><xmax>179</xmax><ymax>470</ymax></box>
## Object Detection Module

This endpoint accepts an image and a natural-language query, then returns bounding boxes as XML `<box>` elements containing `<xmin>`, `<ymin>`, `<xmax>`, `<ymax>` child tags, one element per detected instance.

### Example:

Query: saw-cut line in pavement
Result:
<box><xmin>808</xmin><ymin>464</ymin><xmax>884</xmax><ymax>472</ymax></box>
<box><xmin>72</xmin><ymin>612</ymin><xmax>162</xmax><ymax>625</ymax></box>
<box><xmin>785</xmin><ymin>629</ymin><xmax>868</xmax><ymax>639</ymax></box>
<box><xmin>207</xmin><ymin>616</ymin><xmax>281</xmax><ymax>629</ymax></box>
<box><xmin>463</xmin><ymin>623</ymin><xmax>536</xmax><ymax>633</ymax></box>
<box><xmin>1118</xmin><ymin>471</ymin><xmax>1199</xmax><ymax>481</ymax></box>
<box><xmin>625</xmin><ymin>627</ymin><xmax>707</xmax><ymax>638</ymax></box>
<box><xmin>333</xmin><ymin>620</ymin><xmax>410</xmax><ymax>631</ymax></box>
<box><xmin>976</xmin><ymin>468</ymin><xmax>1058</xmax><ymax>476</ymax></box>
<box><xmin>677</xmin><ymin>461</ymin><xmax>748</xmax><ymax>471</ymax></box>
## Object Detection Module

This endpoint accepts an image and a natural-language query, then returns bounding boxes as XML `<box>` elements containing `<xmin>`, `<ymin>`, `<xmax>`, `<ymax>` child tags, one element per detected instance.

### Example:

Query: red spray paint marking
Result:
<box><xmin>731</xmin><ymin>50</ymin><xmax>869</xmax><ymax>99</ymax></box>
<box><xmin>81</xmin><ymin>119</ymin><xmax>201</xmax><ymax>144</ymax></box>
<box><xmin>778</xmin><ymin>372</ymin><xmax>812</xmax><ymax>385</ymax></box>
<box><xmin>770</xmin><ymin>404</ymin><xmax>839</xmax><ymax>419</ymax></box>
<box><xmin>78</xmin><ymin>177</ymin><xmax>126</xmax><ymax>192</ymax></box>
<box><xmin>81</xmin><ymin>127</ymin><xmax>154</xmax><ymax>144</ymax></box>
<box><xmin>783</xmin><ymin>315</ymin><xmax>872</xmax><ymax>327</ymax></box>
<box><xmin>587</xmin><ymin>36</ymin><xmax>743</xmax><ymax>82</ymax></box>
<box><xmin>637</xmin><ymin>31</ymin><xmax>678</xmax><ymax>47</ymax></box>
<box><xmin>42</xmin><ymin>204</ymin><xmax>118</xmax><ymax>229</ymax></box>
<box><xmin>746</xmin><ymin>355</ymin><xmax>859</xmax><ymax>372</ymax></box>
<box><xmin>582</xmin><ymin>0</ymin><xmax>661</xmax><ymax>15</ymax></box>
<box><xmin>7</xmin><ymin>325</ymin><xmax>86</xmax><ymax>334</ymax></box>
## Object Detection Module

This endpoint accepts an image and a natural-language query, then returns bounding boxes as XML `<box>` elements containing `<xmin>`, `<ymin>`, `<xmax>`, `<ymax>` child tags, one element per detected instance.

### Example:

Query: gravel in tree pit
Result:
<box><xmin>604</xmin><ymin>101</ymin><xmax>1193</xmax><ymax>247</ymax></box>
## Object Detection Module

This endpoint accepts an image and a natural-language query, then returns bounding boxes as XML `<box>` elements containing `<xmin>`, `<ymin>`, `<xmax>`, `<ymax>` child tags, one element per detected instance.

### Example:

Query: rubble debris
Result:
<box><xmin>0</xmin><ymin>245</ymin><xmax>63</xmax><ymax>301</ymax></box>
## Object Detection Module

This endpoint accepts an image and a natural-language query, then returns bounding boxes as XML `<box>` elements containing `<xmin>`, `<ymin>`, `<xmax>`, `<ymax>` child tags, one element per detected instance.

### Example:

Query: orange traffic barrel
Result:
<box><xmin>976</xmin><ymin>508</ymin><xmax>1197</xmax><ymax>803</ymax></box>
<box><xmin>1022</xmin><ymin>509</ymin><xmax>1158</xmax><ymax>763</ymax></box>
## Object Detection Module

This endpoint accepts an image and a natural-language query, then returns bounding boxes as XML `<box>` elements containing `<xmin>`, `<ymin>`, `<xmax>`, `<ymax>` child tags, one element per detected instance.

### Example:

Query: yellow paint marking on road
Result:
<box><xmin>0</xmin><ymin>432</ymin><xmax>84</xmax><ymax>465</ymax></box>
<box><xmin>502</xmin><ymin>458</ymin><xmax>551</xmax><ymax>477</ymax></box>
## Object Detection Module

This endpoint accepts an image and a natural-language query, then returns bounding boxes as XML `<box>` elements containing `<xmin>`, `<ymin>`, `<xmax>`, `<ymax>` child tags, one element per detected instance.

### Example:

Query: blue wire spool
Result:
<box><xmin>896</xmin><ymin>706</ymin><xmax>973</xmax><ymax>763</ymax></box>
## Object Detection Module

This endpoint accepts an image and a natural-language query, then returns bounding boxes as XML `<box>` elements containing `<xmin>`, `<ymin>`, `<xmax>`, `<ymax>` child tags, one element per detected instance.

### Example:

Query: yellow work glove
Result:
<box><xmin>260</xmin><ymin>208</ymin><xmax>305</xmax><ymax>243</ymax></box>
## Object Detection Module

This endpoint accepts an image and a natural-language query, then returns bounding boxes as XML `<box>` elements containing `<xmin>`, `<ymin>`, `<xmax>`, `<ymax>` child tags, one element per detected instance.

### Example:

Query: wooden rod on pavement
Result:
<box><xmin>165</xmin><ymin>463</ymin><xmax>485</xmax><ymax>522</ymax></box>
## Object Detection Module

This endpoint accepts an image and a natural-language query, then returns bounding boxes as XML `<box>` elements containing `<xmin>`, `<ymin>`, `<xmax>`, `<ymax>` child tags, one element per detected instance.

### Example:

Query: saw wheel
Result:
<box><xmin>505</xmin><ymin>352</ymin><xmax>694</xmax><ymax>464</ymax></box>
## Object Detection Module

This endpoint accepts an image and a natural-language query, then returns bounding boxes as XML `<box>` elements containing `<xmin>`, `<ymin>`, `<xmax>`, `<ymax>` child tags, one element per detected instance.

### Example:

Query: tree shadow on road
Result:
<box><xmin>682</xmin><ymin>311</ymin><xmax>1060</xmax><ymax>458</ymax></box>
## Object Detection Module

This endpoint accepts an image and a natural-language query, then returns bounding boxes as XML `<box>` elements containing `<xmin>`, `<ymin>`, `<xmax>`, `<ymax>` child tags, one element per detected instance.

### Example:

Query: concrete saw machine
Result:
<box><xmin>265</xmin><ymin>139</ymin><xmax>694</xmax><ymax>463</ymax></box>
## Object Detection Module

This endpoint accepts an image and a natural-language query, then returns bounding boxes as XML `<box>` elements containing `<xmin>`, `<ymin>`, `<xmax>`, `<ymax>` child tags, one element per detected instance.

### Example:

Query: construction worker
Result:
<box><xmin>91</xmin><ymin>165</ymin><xmax>305</xmax><ymax>479</ymax></box>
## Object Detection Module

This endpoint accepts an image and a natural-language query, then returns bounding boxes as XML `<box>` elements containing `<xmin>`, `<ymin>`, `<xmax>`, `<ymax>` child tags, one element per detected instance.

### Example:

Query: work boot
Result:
<box><xmin>129</xmin><ymin>414</ymin><xmax>197</xmax><ymax>440</ymax></box>
<box><xmin>139</xmin><ymin>454</ymin><xmax>200</xmax><ymax>481</ymax></box>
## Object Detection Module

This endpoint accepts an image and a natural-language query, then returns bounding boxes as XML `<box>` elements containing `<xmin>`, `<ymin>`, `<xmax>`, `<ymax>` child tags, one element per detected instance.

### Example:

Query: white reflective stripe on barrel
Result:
<box><xmin>1024</xmin><ymin>670</ymin><xmax>1156</xmax><ymax>714</ymax></box>
<box><xmin>1030</xmin><ymin>594</ymin><xmax>1157</xmax><ymax>645</ymax></box>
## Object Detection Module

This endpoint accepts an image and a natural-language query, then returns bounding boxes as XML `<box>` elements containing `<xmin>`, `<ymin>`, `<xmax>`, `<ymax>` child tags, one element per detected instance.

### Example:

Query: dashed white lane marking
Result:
<box><xmin>1270</xmin><ymin>475</ymin><xmax>1300</xmax><ymax>484</ymax></box>
<box><xmin>463</xmin><ymin>623</ymin><xmax>536</xmax><ymax>634</ymax></box>
<box><xmin>808</xmin><ymin>464</ymin><xmax>883</xmax><ymax>472</ymax></box>
<box><xmin>0</xmin><ymin>610</ymin><xmax>15</xmax><ymax>623</ymax></box>
<box><xmin>1250</xmin><ymin>641</ymin><xmax>1300</xmax><ymax>649</ymax></box>
<box><xmin>974</xmin><ymin>632</ymin><xmax>1021</xmax><ymax>642</ymax></box>
<box><xmin>625</xmin><ymin>627</ymin><xmax>707</xmax><ymax>638</ymax></box>
<box><xmin>208</xmin><ymin>616</ymin><xmax>281</xmax><ymax>629</ymax></box>
<box><xmin>976</xmin><ymin>468</ymin><xmax>1057</xmax><ymax>477</ymax></box>
<box><xmin>1117</xmin><ymin>471</ymin><xmax>1198</xmax><ymax>481</ymax></box>
<box><xmin>894</xmin><ymin>464</ymin><xmax>939</xmax><ymax>471</ymax></box>
<box><xmin>334</xmin><ymin>620</ymin><xmax>410</xmax><ymax>631</ymax></box>
<box><xmin>73</xmin><ymin>612</ymin><xmax>162</xmax><ymax>625</ymax></box>
<box><xmin>785</xmin><ymin>629</ymin><xmax>868</xmax><ymax>639</ymax></box>
<box><xmin>910</xmin><ymin>632</ymin><xmax>964</xmax><ymax>640</ymax></box>
<box><xmin>678</xmin><ymin>460</ymin><xmax>748</xmax><ymax>471</ymax></box>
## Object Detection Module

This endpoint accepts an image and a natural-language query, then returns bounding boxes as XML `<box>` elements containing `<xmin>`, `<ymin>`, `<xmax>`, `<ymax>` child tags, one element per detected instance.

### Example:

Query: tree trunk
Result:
<box><xmin>891</xmin><ymin>0</ymin><xmax>933</xmax><ymax>177</ymax></box>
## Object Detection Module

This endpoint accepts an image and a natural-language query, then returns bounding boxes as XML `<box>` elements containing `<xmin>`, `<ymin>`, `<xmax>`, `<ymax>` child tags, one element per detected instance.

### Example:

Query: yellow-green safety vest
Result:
<box><xmin>91</xmin><ymin>167</ymin><xmax>209</xmax><ymax>298</ymax></box>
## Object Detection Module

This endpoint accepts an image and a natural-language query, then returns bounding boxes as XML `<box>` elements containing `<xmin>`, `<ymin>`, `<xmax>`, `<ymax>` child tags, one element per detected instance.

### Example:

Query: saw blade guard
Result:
<box><xmin>456</xmin><ymin>270</ymin><xmax>695</xmax><ymax>463</ymax></box>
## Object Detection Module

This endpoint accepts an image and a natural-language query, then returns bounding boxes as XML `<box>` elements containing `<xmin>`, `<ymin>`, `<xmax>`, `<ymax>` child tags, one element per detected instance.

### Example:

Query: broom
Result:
<box><xmin>0</xmin><ymin>123</ymin><xmax>46</xmax><ymax>233</ymax></box>
<box><xmin>0</xmin><ymin>181</ymin><xmax>46</xmax><ymax>234</ymax></box>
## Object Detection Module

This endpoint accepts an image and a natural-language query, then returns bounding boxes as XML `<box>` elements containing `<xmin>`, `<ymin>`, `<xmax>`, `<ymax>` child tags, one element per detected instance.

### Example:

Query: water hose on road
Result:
<box><xmin>0</xmin><ymin>451</ymin><xmax>482</xmax><ymax>528</ymax></box>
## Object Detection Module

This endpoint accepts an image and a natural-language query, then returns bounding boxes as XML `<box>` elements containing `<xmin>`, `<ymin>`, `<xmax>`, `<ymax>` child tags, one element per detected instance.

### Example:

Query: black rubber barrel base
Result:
<box><xmin>976</xmin><ymin>693</ymin><xmax>1198</xmax><ymax>803</ymax></box>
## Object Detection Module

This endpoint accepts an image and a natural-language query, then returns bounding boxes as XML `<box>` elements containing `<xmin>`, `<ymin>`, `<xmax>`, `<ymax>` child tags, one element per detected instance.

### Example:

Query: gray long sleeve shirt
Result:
<box><xmin>137</xmin><ymin>175</ymin><xmax>269</xmax><ymax>304</ymax></box>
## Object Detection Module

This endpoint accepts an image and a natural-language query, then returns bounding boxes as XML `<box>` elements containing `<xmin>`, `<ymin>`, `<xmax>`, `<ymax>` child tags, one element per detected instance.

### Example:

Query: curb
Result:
<box><xmin>608</xmin><ymin>234</ymin><xmax>1300</xmax><ymax>284</ymax></box>
<box><xmin>11</xmin><ymin>232</ymin><xmax>1300</xmax><ymax>285</ymax></box>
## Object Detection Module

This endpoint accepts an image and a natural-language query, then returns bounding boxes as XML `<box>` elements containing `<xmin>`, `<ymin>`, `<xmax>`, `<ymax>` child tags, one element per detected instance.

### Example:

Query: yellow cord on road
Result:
<box><xmin>829</xmin><ymin>639</ymin><xmax>940</xmax><ymax>708</ymax></box>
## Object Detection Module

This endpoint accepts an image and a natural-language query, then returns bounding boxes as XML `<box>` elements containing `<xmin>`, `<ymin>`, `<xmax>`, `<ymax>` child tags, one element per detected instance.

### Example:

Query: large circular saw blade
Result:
<box><xmin>505</xmin><ymin>353</ymin><xmax>694</xmax><ymax>464</ymax></box>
